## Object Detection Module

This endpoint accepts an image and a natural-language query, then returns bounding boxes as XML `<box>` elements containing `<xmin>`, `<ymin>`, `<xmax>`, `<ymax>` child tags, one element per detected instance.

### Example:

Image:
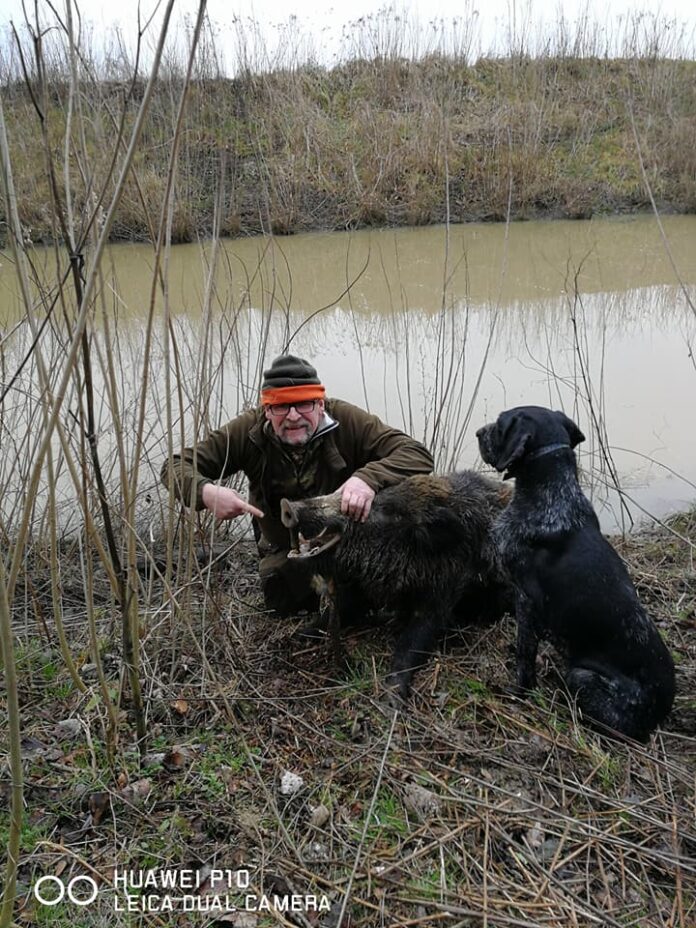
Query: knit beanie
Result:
<box><xmin>260</xmin><ymin>354</ymin><xmax>325</xmax><ymax>406</ymax></box>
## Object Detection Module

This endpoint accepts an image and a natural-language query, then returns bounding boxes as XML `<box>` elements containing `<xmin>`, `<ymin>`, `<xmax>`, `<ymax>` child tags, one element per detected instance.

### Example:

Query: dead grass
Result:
<box><xmin>4</xmin><ymin>513</ymin><xmax>694</xmax><ymax>927</ymax></box>
<box><xmin>3</xmin><ymin>51</ymin><xmax>696</xmax><ymax>245</ymax></box>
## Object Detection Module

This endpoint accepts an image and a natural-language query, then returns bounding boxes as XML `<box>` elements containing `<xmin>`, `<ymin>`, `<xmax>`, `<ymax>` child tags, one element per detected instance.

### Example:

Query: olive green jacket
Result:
<box><xmin>161</xmin><ymin>398</ymin><xmax>434</xmax><ymax>550</ymax></box>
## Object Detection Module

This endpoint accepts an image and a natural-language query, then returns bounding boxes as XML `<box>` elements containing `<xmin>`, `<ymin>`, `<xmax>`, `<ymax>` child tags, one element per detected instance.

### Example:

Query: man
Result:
<box><xmin>161</xmin><ymin>354</ymin><xmax>434</xmax><ymax>615</ymax></box>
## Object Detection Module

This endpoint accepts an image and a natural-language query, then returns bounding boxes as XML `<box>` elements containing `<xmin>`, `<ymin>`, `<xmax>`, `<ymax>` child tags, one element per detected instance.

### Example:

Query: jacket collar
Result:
<box><xmin>312</xmin><ymin>411</ymin><xmax>339</xmax><ymax>440</ymax></box>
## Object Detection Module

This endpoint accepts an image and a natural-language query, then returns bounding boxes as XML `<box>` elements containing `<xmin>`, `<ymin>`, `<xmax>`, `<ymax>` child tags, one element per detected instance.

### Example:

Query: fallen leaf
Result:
<box><xmin>142</xmin><ymin>752</ymin><xmax>166</xmax><ymax>768</ymax></box>
<box><xmin>89</xmin><ymin>791</ymin><xmax>111</xmax><ymax>826</ymax></box>
<box><xmin>214</xmin><ymin>913</ymin><xmax>257</xmax><ymax>926</ymax></box>
<box><xmin>120</xmin><ymin>778</ymin><xmax>152</xmax><ymax>805</ymax></box>
<box><xmin>20</xmin><ymin>737</ymin><xmax>46</xmax><ymax>758</ymax></box>
<box><xmin>526</xmin><ymin>822</ymin><xmax>544</xmax><ymax>850</ymax></box>
<box><xmin>310</xmin><ymin>804</ymin><xmax>331</xmax><ymax>828</ymax></box>
<box><xmin>55</xmin><ymin>719</ymin><xmax>82</xmax><ymax>741</ymax></box>
<box><xmin>16</xmin><ymin>900</ymin><xmax>37</xmax><ymax>924</ymax></box>
<box><xmin>163</xmin><ymin>746</ymin><xmax>192</xmax><ymax>771</ymax></box>
<box><xmin>219</xmin><ymin>766</ymin><xmax>241</xmax><ymax>794</ymax></box>
<box><xmin>403</xmin><ymin>783</ymin><xmax>441</xmax><ymax>820</ymax></box>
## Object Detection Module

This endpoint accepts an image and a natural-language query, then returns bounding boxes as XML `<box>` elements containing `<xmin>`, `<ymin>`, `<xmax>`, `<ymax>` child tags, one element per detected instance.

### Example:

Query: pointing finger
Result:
<box><xmin>238</xmin><ymin>499</ymin><xmax>264</xmax><ymax>518</ymax></box>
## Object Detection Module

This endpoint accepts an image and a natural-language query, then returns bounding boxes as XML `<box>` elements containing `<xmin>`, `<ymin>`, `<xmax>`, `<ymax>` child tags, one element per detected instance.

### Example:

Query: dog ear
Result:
<box><xmin>555</xmin><ymin>411</ymin><xmax>585</xmax><ymax>448</ymax></box>
<box><xmin>495</xmin><ymin>416</ymin><xmax>531</xmax><ymax>474</ymax></box>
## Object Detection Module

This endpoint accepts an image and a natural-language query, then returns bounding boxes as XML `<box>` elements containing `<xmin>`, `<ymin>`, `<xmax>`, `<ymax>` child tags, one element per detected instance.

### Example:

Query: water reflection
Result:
<box><xmin>1</xmin><ymin>216</ymin><xmax>695</xmax><ymax>533</ymax></box>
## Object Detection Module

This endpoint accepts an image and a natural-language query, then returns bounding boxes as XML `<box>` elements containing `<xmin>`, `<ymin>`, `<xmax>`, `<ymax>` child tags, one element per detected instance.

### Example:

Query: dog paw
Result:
<box><xmin>514</xmin><ymin>672</ymin><xmax>536</xmax><ymax>695</ymax></box>
<box><xmin>330</xmin><ymin>648</ymin><xmax>350</xmax><ymax>677</ymax></box>
<box><xmin>496</xmin><ymin>682</ymin><xmax>525</xmax><ymax>699</ymax></box>
<box><xmin>384</xmin><ymin>673</ymin><xmax>409</xmax><ymax>709</ymax></box>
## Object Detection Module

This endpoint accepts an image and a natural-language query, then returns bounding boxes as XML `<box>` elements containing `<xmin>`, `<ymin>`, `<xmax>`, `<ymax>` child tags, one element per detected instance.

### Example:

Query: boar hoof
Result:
<box><xmin>291</xmin><ymin>613</ymin><xmax>330</xmax><ymax>641</ymax></box>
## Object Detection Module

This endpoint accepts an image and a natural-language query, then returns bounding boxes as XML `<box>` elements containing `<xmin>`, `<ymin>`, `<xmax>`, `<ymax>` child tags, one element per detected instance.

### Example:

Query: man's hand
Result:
<box><xmin>201</xmin><ymin>484</ymin><xmax>264</xmax><ymax>520</ymax></box>
<box><xmin>340</xmin><ymin>475</ymin><xmax>375</xmax><ymax>523</ymax></box>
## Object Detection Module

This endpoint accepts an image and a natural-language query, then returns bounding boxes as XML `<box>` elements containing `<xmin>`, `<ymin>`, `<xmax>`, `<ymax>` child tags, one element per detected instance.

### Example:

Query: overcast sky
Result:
<box><xmin>2</xmin><ymin>0</ymin><xmax>695</xmax><ymax>66</ymax></box>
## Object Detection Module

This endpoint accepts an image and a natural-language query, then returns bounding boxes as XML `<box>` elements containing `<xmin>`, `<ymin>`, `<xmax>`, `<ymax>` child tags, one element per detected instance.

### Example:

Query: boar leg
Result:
<box><xmin>325</xmin><ymin>580</ymin><xmax>371</xmax><ymax>670</ymax></box>
<box><xmin>321</xmin><ymin>578</ymin><xmax>345</xmax><ymax>668</ymax></box>
<box><xmin>304</xmin><ymin>576</ymin><xmax>345</xmax><ymax>668</ymax></box>
<box><xmin>452</xmin><ymin>577</ymin><xmax>513</xmax><ymax>628</ymax></box>
<box><xmin>387</xmin><ymin>600</ymin><xmax>450</xmax><ymax>700</ymax></box>
<box><xmin>305</xmin><ymin>576</ymin><xmax>353</xmax><ymax>671</ymax></box>
<box><xmin>335</xmin><ymin>581</ymin><xmax>372</xmax><ymax>627</ymax></box>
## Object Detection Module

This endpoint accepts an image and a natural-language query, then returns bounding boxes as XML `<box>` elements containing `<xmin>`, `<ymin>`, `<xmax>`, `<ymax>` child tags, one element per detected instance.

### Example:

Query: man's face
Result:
<box><xmin>265</xmin><ymin>399</ymin><xmax>325</xmax><ymax>446</ymax></box>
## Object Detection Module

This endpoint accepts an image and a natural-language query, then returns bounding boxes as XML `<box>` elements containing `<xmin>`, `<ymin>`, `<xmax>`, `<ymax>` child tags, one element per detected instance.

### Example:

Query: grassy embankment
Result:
<box><xmin>2</xmin><ymin>44</ymin><xmax>696</xmax><ymax>243</ymax></box>
<box><xmin>1</xmin><ymin>6</ymin><xmax>695</xmax><ymax>928</ymax></box>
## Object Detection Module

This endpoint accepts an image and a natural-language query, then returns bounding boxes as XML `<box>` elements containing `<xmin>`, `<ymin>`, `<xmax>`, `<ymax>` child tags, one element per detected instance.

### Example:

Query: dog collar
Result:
<box><xmin>526</xmin><ymin>442</ymin><xmax>571</xmax><ymax>461</ymax></box>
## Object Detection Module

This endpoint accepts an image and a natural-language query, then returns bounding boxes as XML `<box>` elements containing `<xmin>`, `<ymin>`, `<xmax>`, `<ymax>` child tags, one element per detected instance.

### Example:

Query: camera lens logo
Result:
<box><xmin>34</xmin><ymin>875</ymin><xmax>98</xmax><ymax>907</ymax></box>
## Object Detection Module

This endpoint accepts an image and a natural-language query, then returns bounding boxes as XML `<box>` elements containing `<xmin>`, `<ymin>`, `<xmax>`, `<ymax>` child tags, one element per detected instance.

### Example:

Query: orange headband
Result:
<box><xmin>261</xmin><ymin>384</ymin><xmax>326</xmax><ymax>406</ymax></box>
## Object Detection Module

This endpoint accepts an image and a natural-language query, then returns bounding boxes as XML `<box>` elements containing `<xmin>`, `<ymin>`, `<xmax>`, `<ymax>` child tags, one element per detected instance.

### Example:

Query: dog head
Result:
<box><xmin>280</xmin><ymin>493</ymin><xmax>346</xmax><ymax>561</ymax></box>
<box><xmin>476</xmin><ymin>406</ymin><xmax>585</xmax><ymax>479</ymax></box>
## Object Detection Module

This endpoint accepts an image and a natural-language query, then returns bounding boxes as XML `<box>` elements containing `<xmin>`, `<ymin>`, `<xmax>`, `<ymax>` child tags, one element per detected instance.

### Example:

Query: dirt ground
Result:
<box><xmin>2</xmin><ymin>512</ymin><xmax>695</xmax><ymax>927</ymax></box>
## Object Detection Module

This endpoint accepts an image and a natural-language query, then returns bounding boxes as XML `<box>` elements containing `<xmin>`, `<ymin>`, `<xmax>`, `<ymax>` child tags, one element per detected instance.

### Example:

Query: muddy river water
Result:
<box><xmin>2</xmin><ymin>214</ymin><xmax>695</xmax><ymax>532</ymax></box>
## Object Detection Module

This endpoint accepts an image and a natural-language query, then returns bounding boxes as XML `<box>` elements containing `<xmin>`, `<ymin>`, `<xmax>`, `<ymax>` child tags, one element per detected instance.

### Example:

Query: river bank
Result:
<box><xmin>3</xmin><ymin>54</ymin><xmax>696</xmax><ymax>246</ymax></box>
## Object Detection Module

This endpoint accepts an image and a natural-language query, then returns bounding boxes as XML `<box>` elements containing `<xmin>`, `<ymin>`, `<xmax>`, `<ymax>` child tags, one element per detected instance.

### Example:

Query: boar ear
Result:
<box><xmin>555</xmin><ymin>411</ymin><xmax>585</xmax><ymax>448</ymax></box>
<box><xmin>280</xmin><ymin>497</ymin><xmax>299</xmax><ymax>528</ymax></box>
<box><xmin>495</xmin><ymin>416</ymin><xmax>531</xmax><ymax>475</ymax></box>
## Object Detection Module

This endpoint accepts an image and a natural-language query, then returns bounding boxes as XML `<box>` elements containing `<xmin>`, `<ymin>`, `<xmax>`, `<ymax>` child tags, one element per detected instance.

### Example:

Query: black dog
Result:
<box><xmin>476</xmin><ymin>405</ymin><xmax>675</xmax><ymax>741</ymax></box>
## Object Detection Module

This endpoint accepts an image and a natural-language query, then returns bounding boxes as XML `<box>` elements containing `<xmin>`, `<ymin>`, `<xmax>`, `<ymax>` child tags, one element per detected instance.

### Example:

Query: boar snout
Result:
<box><xmin>280</xmin><ymin>498</ymin><xmax>299</xmax><ymax>528</ymax></box>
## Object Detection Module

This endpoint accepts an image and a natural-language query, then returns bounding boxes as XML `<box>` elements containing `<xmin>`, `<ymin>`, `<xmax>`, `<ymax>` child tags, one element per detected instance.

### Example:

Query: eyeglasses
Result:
<box><xmin>268</xmin><ymin>400</ymin><xmax>317</xmax><ymax>416</ymax></box>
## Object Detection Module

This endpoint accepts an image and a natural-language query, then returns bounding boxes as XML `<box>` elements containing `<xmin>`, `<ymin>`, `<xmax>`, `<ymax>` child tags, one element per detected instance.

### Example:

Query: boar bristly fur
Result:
<box><xmin>281</xmin><ymin>472</ymin><xmax>511</xmax><ymax>698</ymax></box>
